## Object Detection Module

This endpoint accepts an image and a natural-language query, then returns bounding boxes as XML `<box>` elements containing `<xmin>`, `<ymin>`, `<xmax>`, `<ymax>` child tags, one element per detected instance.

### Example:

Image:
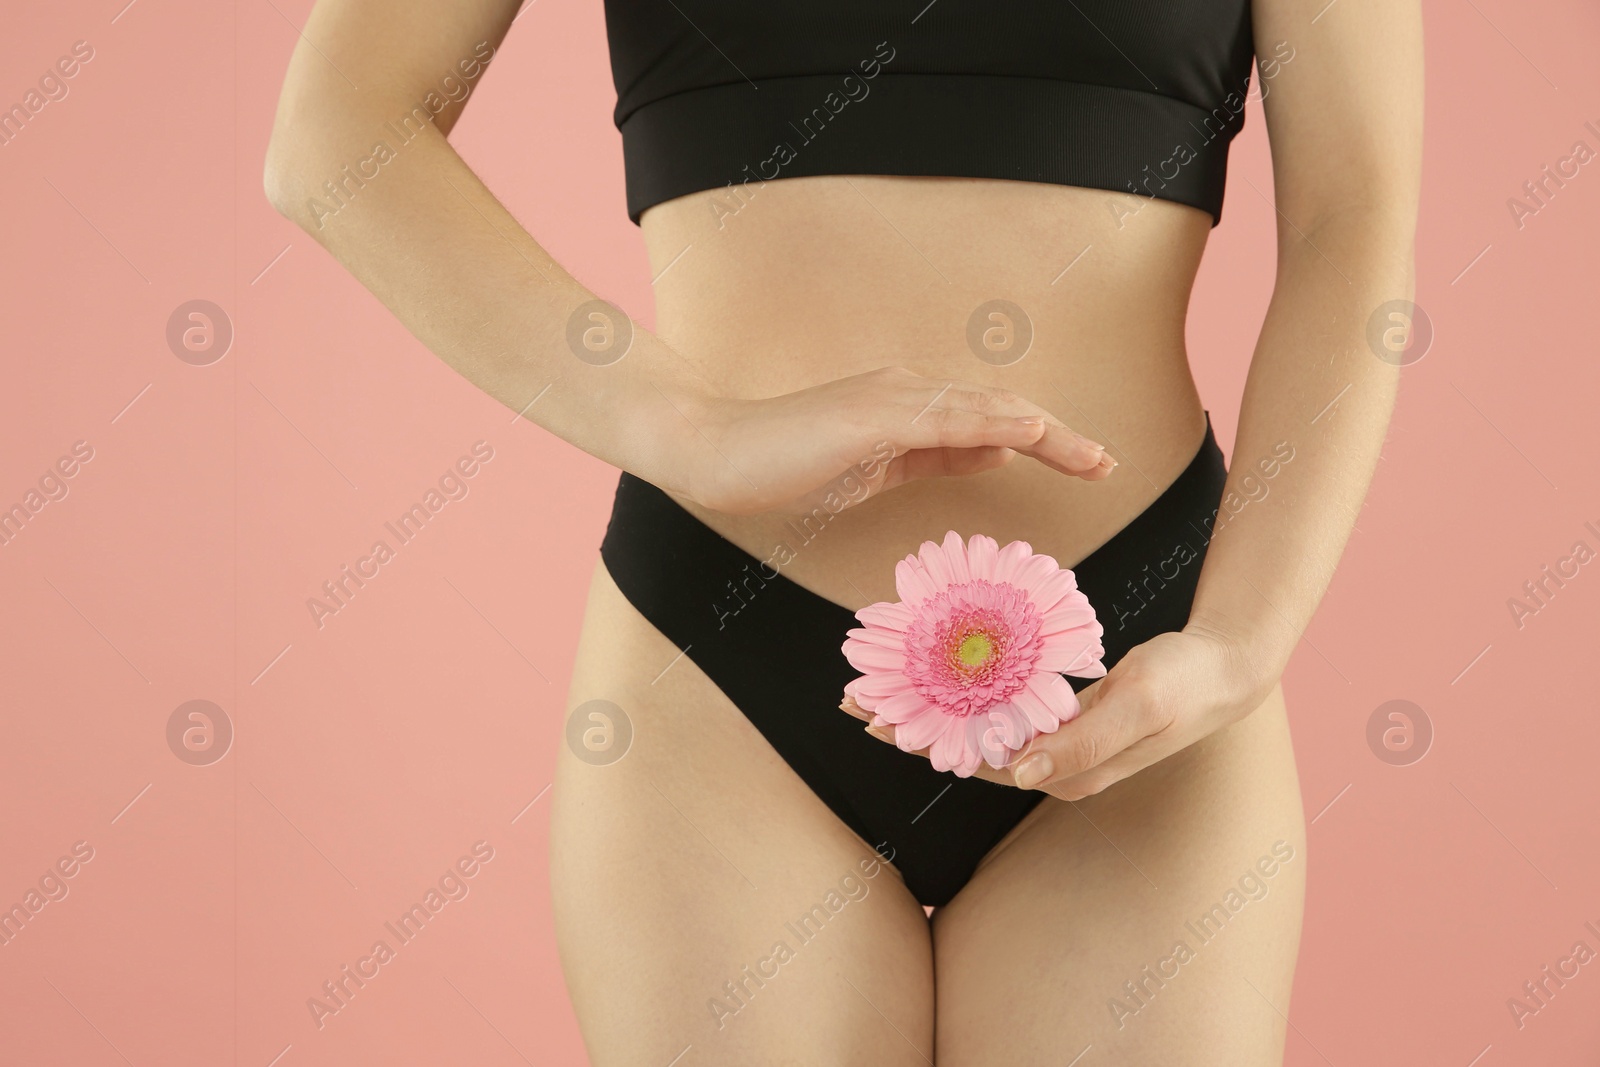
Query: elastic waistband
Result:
<box><xmin>601</xmin><ymin>414</ymin><xmax>1226</xmax><ymax>669</ymax></box>
<box><xmin>1065</xmin><ymin>413</ymin><xmax>1227</xmax><ymax>646</ymax></box>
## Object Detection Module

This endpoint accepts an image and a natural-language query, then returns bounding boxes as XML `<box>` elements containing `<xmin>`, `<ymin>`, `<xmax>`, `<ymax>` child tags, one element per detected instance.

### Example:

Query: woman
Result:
<box><xmin>266</xmin><ymin>0</ymin><xmax>1421</xmax><ymax>1061</ymax></box>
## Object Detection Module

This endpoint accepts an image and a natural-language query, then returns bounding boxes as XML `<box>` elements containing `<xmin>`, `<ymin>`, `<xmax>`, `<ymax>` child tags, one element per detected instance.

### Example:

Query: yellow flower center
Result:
<box><xmin>957</xmin><ymin>632</ymin><xmax>994</xmax><ymax>668</ymax></box>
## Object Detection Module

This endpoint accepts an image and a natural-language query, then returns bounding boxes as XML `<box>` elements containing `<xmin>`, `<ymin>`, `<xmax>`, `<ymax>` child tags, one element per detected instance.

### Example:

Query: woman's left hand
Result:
<box><xmin>839</xmin><ymin>625</ymin><xmax>1273</xmax><ymax>801</ymax></box>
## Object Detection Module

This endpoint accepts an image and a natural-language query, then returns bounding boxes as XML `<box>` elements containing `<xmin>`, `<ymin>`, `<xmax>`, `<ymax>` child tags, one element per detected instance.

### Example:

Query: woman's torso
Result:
<box><xmin>638</xmin><ymin>176</ymin><xmax>1214</xmax><ymax>607</ymax></box>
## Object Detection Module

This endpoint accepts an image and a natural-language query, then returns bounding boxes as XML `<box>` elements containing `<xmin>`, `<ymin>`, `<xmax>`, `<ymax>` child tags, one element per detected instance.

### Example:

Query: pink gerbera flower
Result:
<box><xmin>842</xmin><ymin>531</ymin><xmax>1107</xmax><ymax>778</ymax></box>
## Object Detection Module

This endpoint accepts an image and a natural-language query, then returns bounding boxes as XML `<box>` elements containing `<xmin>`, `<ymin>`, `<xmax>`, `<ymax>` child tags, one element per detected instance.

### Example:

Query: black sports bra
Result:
<box><xmin>602</xmin><ymin>1</ymin><xmax>1256</xmax><ymax>226</ymax></box>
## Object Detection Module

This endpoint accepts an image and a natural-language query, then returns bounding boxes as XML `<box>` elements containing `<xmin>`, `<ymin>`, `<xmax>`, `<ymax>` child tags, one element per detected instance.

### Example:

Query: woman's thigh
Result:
<box><xmin>551</xmin><ymin>562</ymin><xmax>935</xmax><ymax>1067</ymax></box>
<box><xmin>932</xmin><ymin>686</ymin><xmax>1307</xmax><ymax>1066</ymax></box>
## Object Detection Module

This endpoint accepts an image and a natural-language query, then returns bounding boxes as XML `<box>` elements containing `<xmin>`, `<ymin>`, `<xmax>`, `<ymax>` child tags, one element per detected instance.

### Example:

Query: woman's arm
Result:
<box><xmin>1183</xmin><ymin>0</ymin><xmax>1423</xmax><ymax>681</ymax></box>
<box><xmin>1006</xmin><ymin>0</ymin><xmax>1425</xmax><ymax>797</ymax></box>
<box><xmin>841</xmin><ymin>0</ymin><xmax>1424</xmax><ymax>796</ymax></box>
<box><xmin>263</xmin><ymin>0</ymin><xmax>1114</xmax><ymax>515</ymax></box>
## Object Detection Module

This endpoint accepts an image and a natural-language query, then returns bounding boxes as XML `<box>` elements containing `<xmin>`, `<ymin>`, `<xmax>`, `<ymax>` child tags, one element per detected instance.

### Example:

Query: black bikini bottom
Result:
<box><xmin>599</xmin><ymin>414</ymin><xmax>1228</xmax><ymax>907</ymax></box>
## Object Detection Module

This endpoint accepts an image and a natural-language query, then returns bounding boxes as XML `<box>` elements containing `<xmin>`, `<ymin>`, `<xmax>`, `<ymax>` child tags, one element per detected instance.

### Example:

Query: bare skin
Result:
<box><xmin>556</xmin><ymin>563</ymin><xmax>1304</xmax><ymax>1065</ymax></box>
<box><xmin>266</xmin><ymin>0</ymin><xmax>1421</xmax><ymax>1061</ymax></box>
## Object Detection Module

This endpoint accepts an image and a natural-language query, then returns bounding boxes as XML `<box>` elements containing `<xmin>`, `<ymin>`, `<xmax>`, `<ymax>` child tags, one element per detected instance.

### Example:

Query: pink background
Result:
<box><xmin>2</xmin><ymin>1</ymin><xmax>1598</xmax><ymax>1063</ymax></box>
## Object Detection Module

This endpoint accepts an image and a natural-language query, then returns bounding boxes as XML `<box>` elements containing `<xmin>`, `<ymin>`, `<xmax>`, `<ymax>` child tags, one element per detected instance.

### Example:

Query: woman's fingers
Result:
<box><xmin>880</xmin><ymin>377</ymin><xmax>1113</xmax><ymax>477</ymax></box>
<box><xmin>1036</xmin><ymin>741</ymin><xmax>1166</xmax><ymax>801</ymax></box>
<box><xmin>892</xmin><ymin>405</ymin><xmax>1051</xmax><ymax>451</ymax></box>
<box><xmin>887</xmin><ymin>408</ymin><xmax>1108</xmax><ymax>473</ymax></box>
<box><xmin>1016</xmin><ymin>430</ymin><xmax>1118</xmax><ymax>480</ymax></box>
<box><xmin>878</xmin><ymin>446</ymin><xmax>1016</xmax><ymax>491</ymax></box>
<box><xmin>838</xmin><ymin>696</ymin><xmax>874</xmax><ymax>723</ymax></box>
<box><xmin>1008</xmin><ymin>674</ymin><xmax>1171</xmax><ymax>795</ymax></box>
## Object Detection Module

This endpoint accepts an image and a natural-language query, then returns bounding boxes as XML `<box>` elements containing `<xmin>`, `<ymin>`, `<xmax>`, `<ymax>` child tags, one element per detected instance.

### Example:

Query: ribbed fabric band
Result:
<box><xmin>620</xmin><ymin>72</ymin><xmax>1238</xmax><ymax>225</ymax></box>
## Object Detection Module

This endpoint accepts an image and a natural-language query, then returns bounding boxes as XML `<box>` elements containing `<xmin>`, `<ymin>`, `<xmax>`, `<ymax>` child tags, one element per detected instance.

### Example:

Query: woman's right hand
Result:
<box><xmin>674</xmin><ymin>367</ymin><xmax>1116</xmax><ymax>516</ymax></box>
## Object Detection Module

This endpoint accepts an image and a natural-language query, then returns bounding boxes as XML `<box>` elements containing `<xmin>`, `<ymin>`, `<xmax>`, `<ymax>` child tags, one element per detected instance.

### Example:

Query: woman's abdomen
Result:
<box><xmin>638</xmin><ymin>174</ymin><xmax>1215</xmax><ymax>608</ymax></box>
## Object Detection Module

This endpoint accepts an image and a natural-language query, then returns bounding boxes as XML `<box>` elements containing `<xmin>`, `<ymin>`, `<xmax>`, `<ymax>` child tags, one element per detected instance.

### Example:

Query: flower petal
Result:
<box><xmin>1026</xmin><ymin>569</ymin><xmax>1080</xmax><ymax>613</ymax></box>
<box><xmin>844</xmin><ymin>626</ymin><xmax>905</xmax><ymax>651</ymax></box>
<box><xmin>918</xmin><ymin>539</ymin><xmax>954</xmax><ymax>590</ymax></box>
<box><xmin>876</xmin><ymin>690</ymin><xmax>933</xmax><ymax>724</ymax></box>
<box><xmin>847</xmin><ymin>671</ymin><xmax>917</xmax><ymax>702</ymax></box>
<box><xmin>842</xmin><ymin>639</ymin><xmax>907</xmax><ymax>673</ymax></box>
<box><xmin>992</xmin><ymin>539</ymin><xmax>1034</xmax><ymax>584</ymax></box>
<box><xmin>1036</xmin><ymin>632</ymin><xmax>1106</xmax><ymax>675</ymax></box>
<box><xmin>964</xmin><ymin>718</ymin><xmax>994</xmax><ymax>766</ymax></box>
<box><xmin>894</xmin><ymin>556</ymin><xmax>938</xmax><ymax>606</ymax></box>
<box><xmin>1010</xmin><ymin>553</ymin><xmax>1059</xmax><ymax>595</ymax></box>
<box><xmin>1039</xmin><ymin>597</ymin><xmax>1100</xmax><ymax>636</ymax></box>
<box><xmin>986</xmin><ymin>704</ymin><xmax>1033</xmax><ymax>753</ymax></box>
<box><xmin>1026</xmin><ymin>671</ymin><xmax>1082</xmax><ymax>725</ymax></box>
<box><xmin>1010</xmin><ymin>679</ymin><xmax>1067</xmax><ymax>733</ymax></box>
<box><xmin>941</xmin><ymin>531</ymin><xmax>970</xmax><ymax>584</ymax></box>
<box><xmin>967</xmin><ymin>534</ymin><xmax>999</xmax><ymax>582</ymax></box>
<box><xmin>896</xmin><ymin>706</ymin><xmax>953</xmax><ymax>750</ymax></box>
<box><xmin>932</xmin><ymin>723</ymin><xmax>976</xmax><ymax>777</ymax></box>
<box><xmin>921</xmin><ymin>718</ymin><xmax>958</xmax><ymax>771</ymax></box>
<box><xmin>857</xmin><ymin>600</ymin><xmax>914</xmax><ymax>632</ymax></box>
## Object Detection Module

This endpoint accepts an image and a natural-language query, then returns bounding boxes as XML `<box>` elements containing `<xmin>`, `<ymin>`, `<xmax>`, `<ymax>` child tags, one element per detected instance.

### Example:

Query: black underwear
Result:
<box><xmin>599</xmin><ymin>414</ymin><xmax>1228</xmax><ymax>907</ymax></box>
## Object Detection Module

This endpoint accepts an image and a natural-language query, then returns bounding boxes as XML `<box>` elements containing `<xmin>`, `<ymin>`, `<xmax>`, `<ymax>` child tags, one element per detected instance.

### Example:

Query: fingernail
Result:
<box><xmin>866</xmin><ymin>725</ymin><xmax>894</xmax><ymax>743</ymax></box>
<box><xmin>1012</xmin><ymin>753</ymin><xmax>1054</xmax><ymax>790</ymax></box>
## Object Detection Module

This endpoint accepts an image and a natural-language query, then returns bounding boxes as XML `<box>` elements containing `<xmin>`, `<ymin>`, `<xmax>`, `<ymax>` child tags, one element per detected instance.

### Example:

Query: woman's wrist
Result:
<box><xmin>1181</xmin><ymin>611</ymin><xmax>1287</xmax><ymax>711</ymax></box>
<box><xmin>606</xmin><ymin>361</ymin><xmax>756</xmax><ymax>511</ymax></box>
<box><xmin>534</xmin><ymin>314</ymin><xmax>729</xmax><ymax>503</ymax></box>
<box><xmin>611</xmin><ymin>374</ymin><xmax>717</xmax><ymax>502</ymax></box>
